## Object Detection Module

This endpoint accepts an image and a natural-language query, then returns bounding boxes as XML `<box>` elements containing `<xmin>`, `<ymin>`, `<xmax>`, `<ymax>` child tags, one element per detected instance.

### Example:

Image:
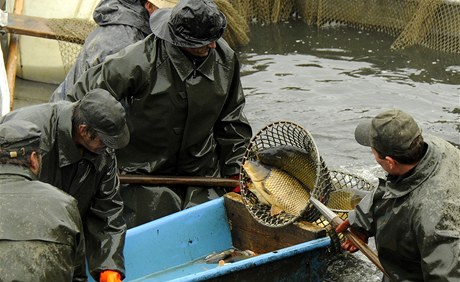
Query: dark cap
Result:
<box><xmin>354</xmin><ymin>109</ymin><xmax>421</xmax><ymax>156</ymax></box>
<box><xmin>79</xmin><ymin>89</ymin><xmax>130</xmax><ymax>149</ymax></box>
<box><xmin>150</xmin><ymin>0</ymin><xmax>226</xmax><ymax>48</ymax></box>
<box><xmin>0</xmin><ymin>120</ymin><xmax>41</xmax><ymax>158</ymax></box>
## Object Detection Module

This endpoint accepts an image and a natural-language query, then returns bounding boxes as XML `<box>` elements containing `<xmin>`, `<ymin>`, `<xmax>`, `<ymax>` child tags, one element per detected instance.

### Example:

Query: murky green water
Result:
<box><xmin>237</xmin><ymin>20</ymin><xmax>460</xmax><ymax>172</ymax></box>
<box><xmin>236</xmin><ymin>20</ymin><xmax>460</xmax><ymax>281</ymax></box>
<box><xmin>7</xmin><ymin>18</ymin><xmax>459</xmax><ymax>282</ymax></box>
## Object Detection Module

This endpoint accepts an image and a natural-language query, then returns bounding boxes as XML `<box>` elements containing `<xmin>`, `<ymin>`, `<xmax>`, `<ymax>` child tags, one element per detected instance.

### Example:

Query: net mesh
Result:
<box><xmin>44</xmin><ymin>0</ymin><xmax>250</xmax><ymax>75</ymax></box>
<box><xmin>239</xmin><ymin>121</ymin><xmax>333</xmax><ymax>227</ymax></box>
<box><xmin>47</xmin><ymin>18</ymin><xmax>97</xmax><ymax>74</ymax></box>
<box><xmin>44</xmin><ymin>0</ymin><xmax>459</xmax><ymax>75</ymax></box>
<box><xmin>313</xmin><ymin>170</ymin><xmax>376</xmax><ymax>252</ymax></box>
<box><xmin>239</xmin><ymin>121</ymin><xmax>376</xmax><ymax>251</ymax></box>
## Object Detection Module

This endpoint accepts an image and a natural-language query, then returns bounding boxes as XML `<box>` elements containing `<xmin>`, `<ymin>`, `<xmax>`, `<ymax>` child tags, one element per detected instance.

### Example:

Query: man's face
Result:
<box><xmin>371</xmin><ymin>147</ymin><xmax>398</xmax><ymax>175</ymax></box>
<box><xmin>182</xmin><ymin>41</ymin><xmax>217</xmax><ymax>57</ymax></box>
<box><xmin>79</xmin><ymin>125</ymin><xmax>107</xmax><ymax>154</ymax></box>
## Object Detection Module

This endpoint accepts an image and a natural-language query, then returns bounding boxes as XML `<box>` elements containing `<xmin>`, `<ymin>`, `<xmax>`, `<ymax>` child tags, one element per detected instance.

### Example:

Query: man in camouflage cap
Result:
<box><xmin>0</xmin><ymin>120</ymin><xmax>86</xmax><ymax>281</ymax></box>
<box><xmin>1</xmin><ymin>89</ymin><xmax>130</xmax><ymax>281</ymax></box>
<box><xmin>336</xmin><ymin>109</ymin><xmax>460</xmax><ymax>281</ymax></box>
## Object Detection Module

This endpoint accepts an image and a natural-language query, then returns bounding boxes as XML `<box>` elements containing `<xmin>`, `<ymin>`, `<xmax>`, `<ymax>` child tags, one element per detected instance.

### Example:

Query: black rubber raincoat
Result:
<box><xmin>349</xmin><ymin>135</ymin><xmax>460</xmax><ymax>281</ymax></box>
<box><xmin>0</xmin><ymin>164</ymin><xmax>86</xmax><ymax>281</ymax></box>
<box><xmin>66</xmin><ymin>35</ymin><xmax>252</xmax><ymax>176</ymax></box>
<box><xmin>65</xmin><ymin>34</ymin><xmax>252</xmax><ymax>227</ymax></box>
<box><xmin>0</xmin><ymin>102</ymin><xmax>126</xmax><ymax>280</ymax></box>
<box><xmin>50</xmin><ymin>0</ymin><xmax>151</xmax><ymax>102</ymax></box>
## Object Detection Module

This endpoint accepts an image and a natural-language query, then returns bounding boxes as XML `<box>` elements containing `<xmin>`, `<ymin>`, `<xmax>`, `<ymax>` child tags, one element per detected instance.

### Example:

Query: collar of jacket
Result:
<box><xmin>0</xmin><ymin>163</ymin><xmax>37</xmax><ymax>181</ymax></box>
<box><xmin>165</xmin><ymin>40</ymin><xmax>217</xmax><ymax>82</ymax></box>
<box><xmin>56</xmin><ymin>104</ymin><xmax>100</xmax><ymax>168</ymax></box>
<box><xmin>382</xmin><ymin>135</ymin><xmax>439</xmax><ymax>199</ymax></box>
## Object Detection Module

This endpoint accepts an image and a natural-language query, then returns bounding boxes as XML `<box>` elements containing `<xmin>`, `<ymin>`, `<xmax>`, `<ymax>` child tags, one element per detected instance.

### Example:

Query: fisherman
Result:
<box><xmin>0</xmin><ymin>89</ymin><xmax>130</xmax><ymax>282</ymax></box>
<box><xmin>336</xmin><ymin>109</ymin><xmax>460</xmax><ymax>281</ymax></box>
<box><xmin>63</xmin><ymin>0</ymin><xmax>252</xmax><ymax>228</ymax></box>
<box><xmin>50</xmin><ymin>0</ymin><xmax>178</xmax><ymax>102</ymax></box>
<box><xmin>0</xmin><ymin>120</ymin><xmax>86</xmax><ymax>281</ymax></box>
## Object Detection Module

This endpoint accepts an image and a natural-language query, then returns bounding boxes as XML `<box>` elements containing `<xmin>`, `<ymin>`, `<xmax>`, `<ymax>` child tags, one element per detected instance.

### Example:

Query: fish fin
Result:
<box><xmin>260</xmin><ymin>180</ymin><xmax>273</xmax><ymax>196</ymax></box>
<box><xmin>270</xmin><ymin>205</ymin><xmax>284</xmax><ymax>216</ymax></box>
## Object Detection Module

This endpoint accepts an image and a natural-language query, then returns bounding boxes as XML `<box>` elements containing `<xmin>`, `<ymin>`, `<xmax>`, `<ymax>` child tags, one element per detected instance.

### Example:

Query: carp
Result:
<box><xmin>256</xmin><ymin>145</ymin><xmax>318</xmax><ymax>191</ymax></box>
<box><xmin>204</xmin><ymin>248</ymin><xmax>257</xmax><ymax>264</ymax></box>
<box><xmin>327</xmin><ymin>188</ymin><xmax>370</xmax><ymax>211</ymax></box>
<box><xmin>242</xmin><ymin>159</ymin><xmax>310</xmax><ymax>217</ymax></box>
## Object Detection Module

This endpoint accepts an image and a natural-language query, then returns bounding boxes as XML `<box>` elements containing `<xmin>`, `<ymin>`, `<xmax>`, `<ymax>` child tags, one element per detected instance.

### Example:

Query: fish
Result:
<box><xmin>255</xmin><ymin>145</ymin><xmax>319</xmax><ymax>191</ymax></box>
<box><xmin>313</xmin><ymin>187</ymin><xmax>370</xmax><ymax>226</ymax></box>
<box><xmin>327</xmin><ymin>188</ymin><xmax>370</xmax><ymax>211</ymax></box>
<box><xmin>204</xmin><ymin>248</ymin><xmax>257</xmax><ymax>264</ymax></box>
<box><xmin>242</xmin><ymin>159</ymin><xmax>311</xmax><ymax>217</ymax></box>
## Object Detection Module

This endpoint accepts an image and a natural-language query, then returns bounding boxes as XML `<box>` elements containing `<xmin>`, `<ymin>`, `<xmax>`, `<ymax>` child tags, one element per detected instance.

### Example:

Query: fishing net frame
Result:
<box><xmin>239</xmin><ymin>121</ymin><xmax>377</xmax><ymax>252</ymax></box>
<box><xmin>239</xmin><ymin>121</ymin><xmax>332</xmax><ymax>228</ymax></box>
<box><xmin>315</xmin><ymin>169</ymin><xmax>376</xmax><ymax>252</ymax></box>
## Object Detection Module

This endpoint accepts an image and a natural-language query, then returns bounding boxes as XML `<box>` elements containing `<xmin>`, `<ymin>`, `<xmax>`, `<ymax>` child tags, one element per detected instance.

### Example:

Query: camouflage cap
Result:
<box><xmin>0</xmin><ymin>120</ymin><xmax>41</xmax><ymax>158</ymax></box>
<box><xmin>354</xmin><ymin>109</ymin><xmax>421</xmax><ymax>156</ymax></box>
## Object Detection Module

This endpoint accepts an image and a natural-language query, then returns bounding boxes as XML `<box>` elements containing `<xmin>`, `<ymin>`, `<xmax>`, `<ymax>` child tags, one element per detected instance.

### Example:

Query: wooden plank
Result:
<box><xmin>223</xmin><ymin>192</ymin><xmax>326</xmax><ymax>254</ymax></box>
<box><xmin>119</xmin><ymin>174</ymin><xmax>239</xmax><ymax>188</ymax></box>
<box><xmin>5</xmin><ymin>0</ymin><xmax>24</xmax><ymax>111</ymax></box>
<box><xmin>1</xmin><ymin>13</ymin><xmax>80</xmax><ymax>42</ymax></box>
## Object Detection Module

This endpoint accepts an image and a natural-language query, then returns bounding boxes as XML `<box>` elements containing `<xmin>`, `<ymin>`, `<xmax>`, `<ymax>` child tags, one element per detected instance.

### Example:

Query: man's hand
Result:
<box><xmin>335</xmin><ymin>219</ymin><xmax>368</xmax><ymax>253</ymax></box>
<box><xmin>100</xmin><ymin>270</ymin><xmax>121</xmax><ymax>282</ymax></box>
<box><xmin>229</xmin><ymin>175</ymin><xmax>240</xmax><ymax>193</ymax></box>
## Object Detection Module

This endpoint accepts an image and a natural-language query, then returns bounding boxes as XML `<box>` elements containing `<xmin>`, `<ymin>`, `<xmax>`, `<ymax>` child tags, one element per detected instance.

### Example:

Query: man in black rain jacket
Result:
<box><xmin>0</xmin><ymin>120</ymin><xmax>86</xmax><ymax>281</ymax></box>
<box><xmin>1</xmin><ymin>89</ymin><xmax>130</xmax><ymax>281</ymax></box>
<box><xmin>50</xmin><ymin>0</ymin><xmax>177</xmax><ymax>102</ymax></box>
<box><xmin>64</xmin><ymin>0</ymin><xmax>253</xmax><ymax>227</ymax></box>
<box><xmin>336</xmin><ymin>109</ymin><xmax>460</xmax><ymax>281</ymax></box>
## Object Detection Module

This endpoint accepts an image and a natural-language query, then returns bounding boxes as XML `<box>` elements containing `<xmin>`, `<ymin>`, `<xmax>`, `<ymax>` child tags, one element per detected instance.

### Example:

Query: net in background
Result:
<box><xmin>47</xmin><ymin>18</ymin><xmax>97</xmax><ymax>74</ymax></box>
<box><xmin>295</xmin><ymin>0</ymin><xmax>460</xmax><ymax>53</ymax></box>
<box><xmin>45</xmin><ymin>0</ymin><xmax>459</xmax><ymax>76</ymax></box>
<box><xmin>45</xmin><ymin>0</ymin><xmax>250</xmax><ymax>76</ymax></box>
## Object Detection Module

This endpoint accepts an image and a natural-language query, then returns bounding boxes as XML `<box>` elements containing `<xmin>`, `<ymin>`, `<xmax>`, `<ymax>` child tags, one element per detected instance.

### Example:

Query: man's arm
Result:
<box><xmin>70</xmin><ymin>199</ymin><xmax>87</xmax><ymax>282</ymax></box>
<box><xmin>85</xmin><ymin>152</ymin><xmax>126</xmax><ymax>280</ymax></box>
<box><xmin>215</xmin><ymin>53</ymin><xmax>252</xmax><ymax>177</ymax></box>
<box><xmin>64</xmin><ymin>39</ymin><xmax>150</xmax><ymax>103</ymax></box>
<box><xmin>418</xmin><ymin>201</ymin><xmax>460</xmax><ymax>280</ymax></box>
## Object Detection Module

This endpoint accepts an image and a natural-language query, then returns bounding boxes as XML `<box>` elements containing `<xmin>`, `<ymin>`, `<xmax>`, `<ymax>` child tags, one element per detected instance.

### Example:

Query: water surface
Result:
<box><xmin>237</xmin><ymin>20</ymin><xmax>460</xmax><ymax>174</ymax></box>
<box><xmin>236</xmin><ymin>20</ymin><xmax>459</xmax><ymax>281</ymax></box>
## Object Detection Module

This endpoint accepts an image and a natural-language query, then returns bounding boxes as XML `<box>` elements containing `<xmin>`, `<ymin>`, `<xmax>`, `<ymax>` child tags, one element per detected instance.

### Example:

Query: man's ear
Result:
<box><xmin>29</xmin><ymin>151</ymin><xmax>40</xmax><ymax>175</ymax></box>
<box><xmin>385</xmin><ymin>156</ymin><xmax>397</xmax><ymax>170</ymax></box>
<box><xmin>78</xmin><ymin>124</ymin><xmax>88</xmax><ymax>137</ymax></box>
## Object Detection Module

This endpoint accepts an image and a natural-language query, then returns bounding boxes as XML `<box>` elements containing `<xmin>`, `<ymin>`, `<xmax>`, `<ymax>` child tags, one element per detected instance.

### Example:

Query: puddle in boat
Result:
<box><xmin>129</xmin><ymin>248</ymin><xmax>258</xmax><ymax>281</ymax></box>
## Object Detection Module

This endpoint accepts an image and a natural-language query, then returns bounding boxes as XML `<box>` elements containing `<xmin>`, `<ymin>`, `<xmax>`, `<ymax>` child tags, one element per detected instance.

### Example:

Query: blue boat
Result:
<box><xmin>89</xmin><ymin>192</ymin><xmax>330</xmax><ymax>281</ymax></box>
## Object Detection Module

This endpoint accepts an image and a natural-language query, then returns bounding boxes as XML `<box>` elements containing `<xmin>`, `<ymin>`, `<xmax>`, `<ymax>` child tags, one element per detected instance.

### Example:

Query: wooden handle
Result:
<box><xmin>343</xmin><ymin>230</ymin><xmax>390</xmax><ymax>277</ymax></box>
<box><xmin>118</xmin><ymin>174</ymin><xmax>239</xmax><ymax>188</ymax></box>
<box><xmin>331</xmin><ymin>216</ymin><xmax>390</xmax><ymax>278</ymax></box>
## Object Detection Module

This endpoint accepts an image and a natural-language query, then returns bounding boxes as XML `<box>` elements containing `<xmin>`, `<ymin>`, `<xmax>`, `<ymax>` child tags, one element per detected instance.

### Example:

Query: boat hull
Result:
<box><xmin>89</xmin><ymin>193</ymin><xmax>330</xmax><ymax>281</ymax></box>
